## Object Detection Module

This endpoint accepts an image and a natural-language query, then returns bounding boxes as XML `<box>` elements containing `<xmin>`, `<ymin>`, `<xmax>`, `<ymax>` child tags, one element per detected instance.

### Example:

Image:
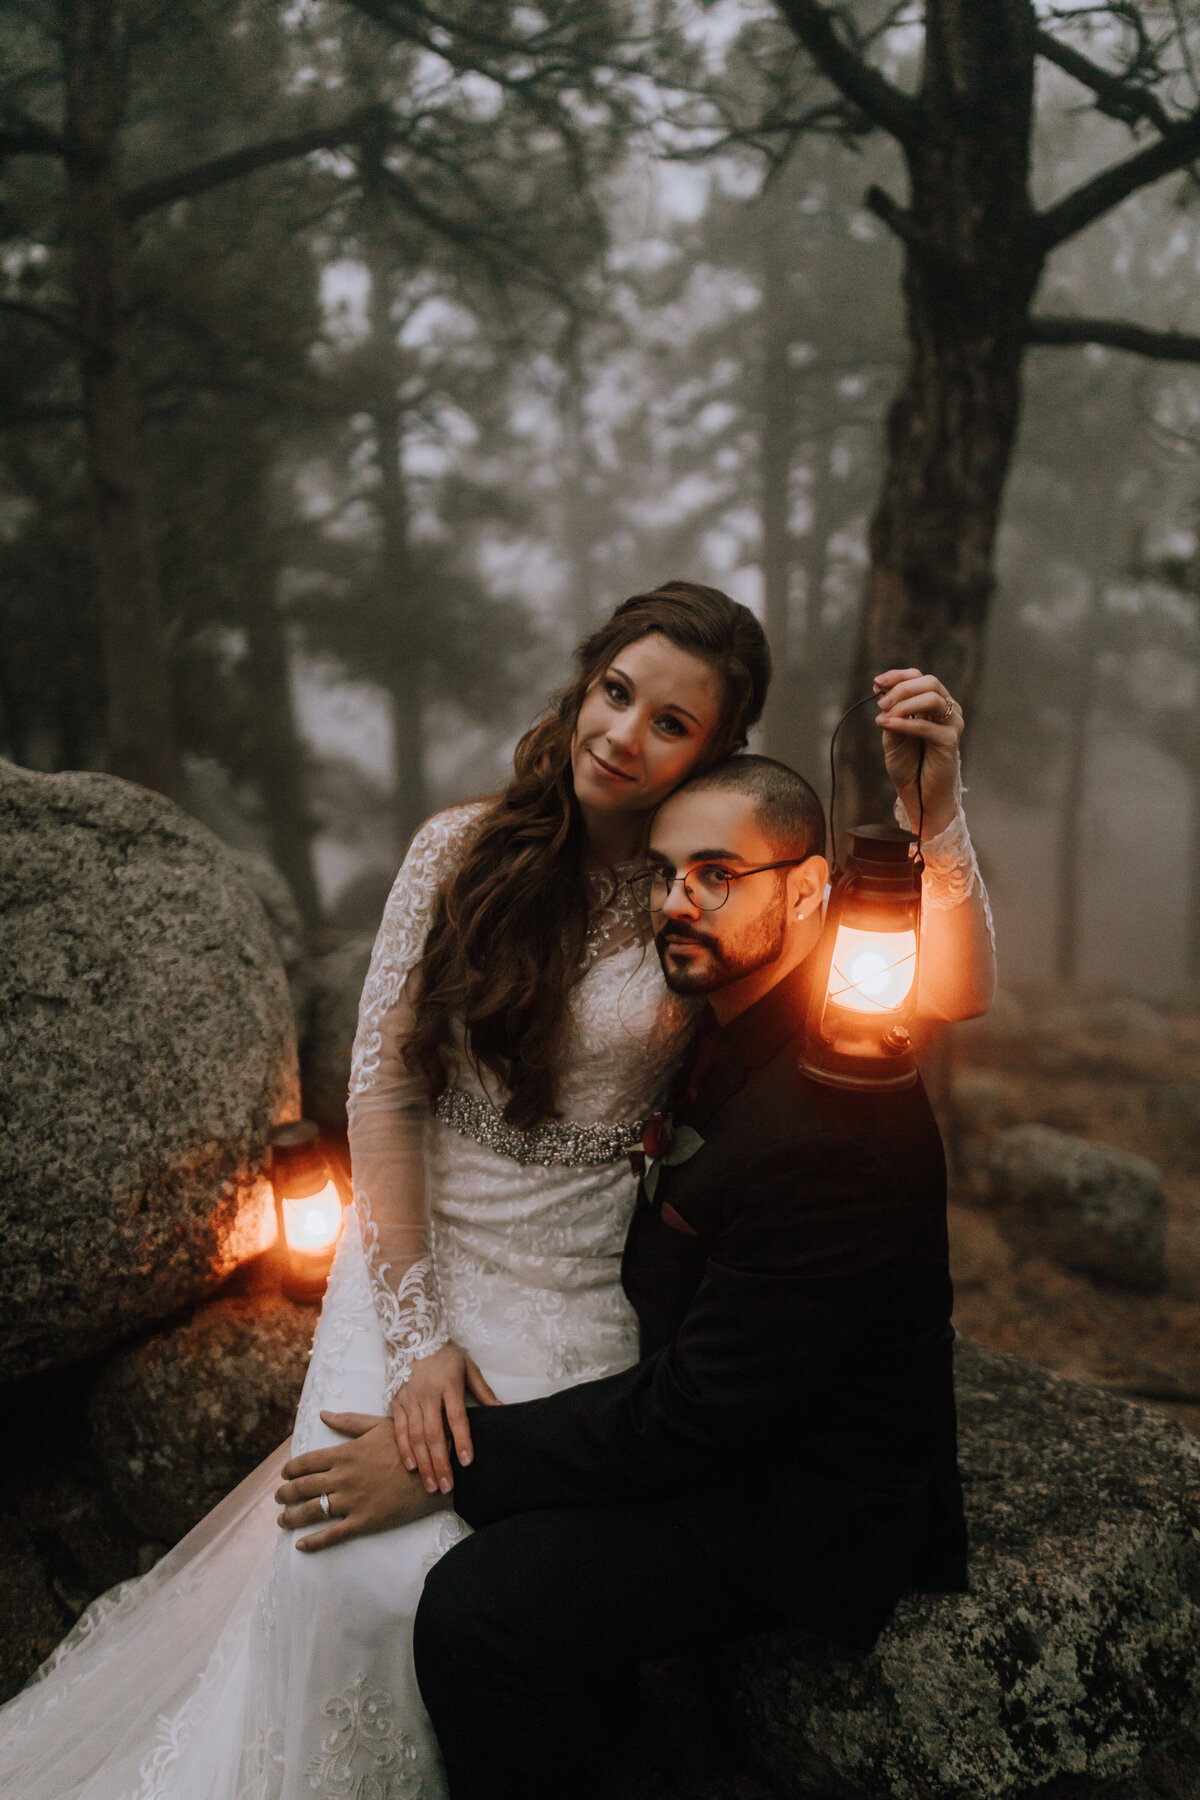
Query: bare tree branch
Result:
<box><xmin>0</xmin><ymin>296</ymin><xmax>98</xmax><ymax>349</ymax></box>
<box><xmin>864</xmin><ymin>183</ymin><xmax>934</xmax><ymax>255</ymax></box>
<box><xmin>0</xmin><ymin>403</ymin><xmax>82</xmax><ymax>428</ymax></box>
<box><xmin>1036</xmin><ymin>107</ymin><xmax>1200</xmax><ymax>248</ymax></box>
<box><xmin>1027</xmin><ymin>312</ymin><xmax>1200</xmax><ymax>360</ymax></box>
<box><xmin>771</xmin><ymin>0</ymin><xmax>922</xmax><ymax>144</ymax></box>
<box><xmin>0</xmin><ymin>112</ymin><xmax>66</xmax><ymax>156</ymax></box>
<box><xmin>1033</xmin><ymin>26</ymin><xmax>1175</xmax><ymax>134</ymax></box>
<box><xmin>121</xmin><ymin>108</ymin><xmax>385</xmax><ymax>219</ymax></box>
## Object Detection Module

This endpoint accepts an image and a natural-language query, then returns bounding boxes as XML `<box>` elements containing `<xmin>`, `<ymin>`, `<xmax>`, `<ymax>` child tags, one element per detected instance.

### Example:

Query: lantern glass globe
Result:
<box><xmin>829</xmin><ymin>924</ymin><xmax>918</xmax><ymax>1015</ymax></box>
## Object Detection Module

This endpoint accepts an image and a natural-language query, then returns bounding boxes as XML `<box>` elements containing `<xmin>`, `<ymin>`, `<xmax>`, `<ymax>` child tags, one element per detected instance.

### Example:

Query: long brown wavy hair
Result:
<box><xmin>403</xmin><ymin>581</ymin><xmax>771</xmax><ymax>1127</ymax></box>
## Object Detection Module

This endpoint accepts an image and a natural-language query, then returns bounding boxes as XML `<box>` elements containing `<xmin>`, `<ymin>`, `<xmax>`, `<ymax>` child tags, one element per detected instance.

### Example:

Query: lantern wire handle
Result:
<box><xmin>827</xmin><ymin>692</ymin><xmax>927</xmax><ymax>875</ymax></box>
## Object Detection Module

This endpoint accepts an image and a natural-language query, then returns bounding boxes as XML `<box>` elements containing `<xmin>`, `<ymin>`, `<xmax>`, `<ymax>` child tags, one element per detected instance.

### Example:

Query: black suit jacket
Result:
<box><xmin>452</xmin><ymin>958</ymin><xmax>968</xmax><ymax>1651</ymax></box>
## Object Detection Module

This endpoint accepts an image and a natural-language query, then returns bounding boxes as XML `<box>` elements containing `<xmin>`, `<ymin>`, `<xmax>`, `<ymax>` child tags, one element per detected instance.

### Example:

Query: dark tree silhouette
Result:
<box><xmin>1</xmin><ymin>0</ymin><xmax>641</xmax><ymax>797</ymax></box>
<box><xmin>771</xmin><ymin>1</ymin><xmax>1200</xmax><ymax>825</ymax></box>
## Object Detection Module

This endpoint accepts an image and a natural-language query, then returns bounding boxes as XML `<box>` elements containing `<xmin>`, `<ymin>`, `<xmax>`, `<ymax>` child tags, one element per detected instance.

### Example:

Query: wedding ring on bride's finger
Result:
<box><xmin>939</xmin><ymin>697</ymin><xmax>956</xmax><ymax>724</ymax></box>
<box><xmin>319</xmin><ymin>1492</ymin><xmax>333</xmax><ymax>1522</ymax></box>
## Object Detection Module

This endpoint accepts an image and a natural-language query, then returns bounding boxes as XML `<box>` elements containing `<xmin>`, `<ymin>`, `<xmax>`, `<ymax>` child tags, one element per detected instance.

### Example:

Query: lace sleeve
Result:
<box><xmin>890</xmin><ymin>777</ymin><xmax>997</xmax><ymax>1022</ymax></box>
<box><xmin>347</xmin><ymin>803</ymin><xmax>484</xmax><ymax>1405</ymax></box>
<box><xmin>894</xmin><ymin>779</ymin><xmax>995</xmax><ymax>946</ymax></box>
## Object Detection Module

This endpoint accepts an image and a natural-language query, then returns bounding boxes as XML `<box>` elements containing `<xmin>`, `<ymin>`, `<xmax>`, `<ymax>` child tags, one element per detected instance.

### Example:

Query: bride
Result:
<box><xmin>0</xmin><ymin>580</ymin><xmax>993</xmax><ymax>1800</ymax></box>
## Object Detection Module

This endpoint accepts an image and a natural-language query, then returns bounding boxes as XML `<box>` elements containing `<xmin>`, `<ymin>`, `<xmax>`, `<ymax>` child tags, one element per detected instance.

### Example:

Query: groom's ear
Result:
<box><xmin>787</xmin><ymin>855</ymin><xmax>828</xmax><ymax>920</ymax></box>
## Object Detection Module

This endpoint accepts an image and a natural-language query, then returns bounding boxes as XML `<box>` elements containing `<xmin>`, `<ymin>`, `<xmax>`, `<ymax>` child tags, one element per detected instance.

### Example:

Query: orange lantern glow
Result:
<box><xmin>801</xmin><ymin>824</ymin><xmax>922</xmax><ymax>1090</ymax></box>
<box><xmin>269</xmin><ymin>1121</ymin><xmax>346</xmax><ymax>1302</ymax></box>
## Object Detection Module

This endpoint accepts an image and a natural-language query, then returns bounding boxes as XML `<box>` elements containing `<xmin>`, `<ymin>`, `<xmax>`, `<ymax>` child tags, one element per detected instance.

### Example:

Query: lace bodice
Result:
<box><xmin>346</xmin><ymin>804</ymin><xmax>696</xmax><ymax>1404</ymax></box>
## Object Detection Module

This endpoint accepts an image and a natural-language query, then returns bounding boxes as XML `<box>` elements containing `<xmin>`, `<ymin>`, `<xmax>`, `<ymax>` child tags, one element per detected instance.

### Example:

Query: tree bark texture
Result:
<box><xmin>1054</xmin><ymin>580</ymin><xmax>1099</xmax><ymax>985</ymax></box>
<box><xmin>758</xmin><ymin>180</ymin><xmax>796</xmax><ymax>739</ymax></box>
<box><xmin>837</xmin><ymin>1</ymin><xmax>1043</xmax><ymax>829</ymax></box>
<box><xmin>62</xmin><ymin>0</ymin><xmax>177</xmax><ymax>796</ymax></box>
<box><xmin>790</xmin><ymin>427</ymin><xmax>841</xmax><ymax>806</ymax></box>
<box><xmin>362</xmin><ymin>145</ymin><xmax>427</xmax><ymax>846</ymax></box>
<box><xmin>242</xmin><ymin>544</ymin><xmax>323</xmax><ymax>927</ymax></box>
<box><xmin>370</xmin><ymin>355</ymin><xmax>427</xmax><ymax>846</ymax></box>
<box><xmin>1188</xmin><ymin>690</ymin><xmax>1200</xmax><ymax>988</ymax></box>
<box><xmin>756</xmin><ymin>181</ymin><xmax>845</xmax><ymax>798</ymax></box>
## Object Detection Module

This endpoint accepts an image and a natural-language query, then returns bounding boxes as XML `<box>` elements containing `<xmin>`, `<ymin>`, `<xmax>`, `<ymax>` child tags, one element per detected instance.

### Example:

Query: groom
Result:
<box><xmin>277</xmin><ymin>754</ymin><xmax>968</xmax><ymax>1800</ymax></box>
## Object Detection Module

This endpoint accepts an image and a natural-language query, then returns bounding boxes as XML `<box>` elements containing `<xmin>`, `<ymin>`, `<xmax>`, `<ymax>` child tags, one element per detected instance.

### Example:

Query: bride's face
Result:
<box><xmin>570</xmin><ymin>633</ymin><xmax>725</xmax><ymax>820</ymax></box>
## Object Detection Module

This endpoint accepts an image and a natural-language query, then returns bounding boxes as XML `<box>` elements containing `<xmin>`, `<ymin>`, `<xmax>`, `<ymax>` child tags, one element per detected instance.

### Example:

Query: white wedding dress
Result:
<box><xmin>0</xmin><ymin>805</ymin><xmax>697</xmax><ymax>1800</ymax></box>
<box><xmin>0</xmin><ymin>797</ymin><xmax>991</xmax><ymax>1800</ymax></box>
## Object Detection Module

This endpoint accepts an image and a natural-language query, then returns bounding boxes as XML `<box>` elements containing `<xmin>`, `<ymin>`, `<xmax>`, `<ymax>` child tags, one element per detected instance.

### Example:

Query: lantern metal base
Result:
<box><xmin>282</xmin><ymin>1268</ymin><xmax>332</xmax><ymax>1305</ymax></box>
<box><xmin>797</xmin><ymin>1051</ymin><xmax>918</xmax><ymax>1091</ymax></box>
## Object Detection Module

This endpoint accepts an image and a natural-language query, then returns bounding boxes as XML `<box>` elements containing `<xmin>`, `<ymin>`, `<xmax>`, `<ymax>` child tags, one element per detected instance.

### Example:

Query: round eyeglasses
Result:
<box><xmin>627</xmin><ymin>860</ymin><xmax>805</xmax><ymax>913</ymax></box>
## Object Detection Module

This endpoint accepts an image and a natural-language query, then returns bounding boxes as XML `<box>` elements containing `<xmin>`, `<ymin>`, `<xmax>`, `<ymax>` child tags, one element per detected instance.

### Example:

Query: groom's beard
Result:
<box><xmin>654</xmin><ymin>889</ymin><xmax>790</xmax><ymax>995</ymax></box>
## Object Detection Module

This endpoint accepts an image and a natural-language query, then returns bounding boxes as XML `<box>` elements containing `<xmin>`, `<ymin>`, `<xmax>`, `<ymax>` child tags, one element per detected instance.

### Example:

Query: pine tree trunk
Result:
<box><xmin>362</xmin><ymin>143</ymin><xmax>426</xmax><ymax>844</ymax></box>
<box><xmin>789</xmin><ymin>424</ymin><xmax>838</xmax><ymax>798</ymax></box>
<box><xmin>1190</xmin><ymin>719</ymin><xmax>1200</xmax><ymax>991</ymax></box>
<box><xmin>562</xmin><ymin>338</ymin><xmax>599</xmax><ymax>636</ymax></box>
<box><xmin>1055</xmin><ymin>581</ymin><xmax>1099</xmax><ymax>985</ymax></box>
<box><xmin>243</xmin><ymin>547</ymin><xmax>323</xmax><ymax>926</ymax></box>
<box><xmin>373</xmin><ymin>387</ymin><xmax>427</xmax><ymax>845</ymax></box>
<box><xmin>759</xmin><ymin>184</ymin><xmax>797</xmax><ymax>759</ymax></box>
<box><xmin>838</xmin><ymin>1</ymin><xmax>1042</xmax><ymax>832</ymax></box>
<box><xmin>62</xmin><ymin>0</ymin><xmax>176</xmax><ymax>796</ymax></box>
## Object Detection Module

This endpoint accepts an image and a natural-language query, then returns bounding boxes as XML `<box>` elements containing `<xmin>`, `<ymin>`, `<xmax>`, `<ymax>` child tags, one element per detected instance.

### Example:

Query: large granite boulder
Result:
<box><xmin>0</xmin><ymin>1358</ymin><xmax>148</xmax><ymax>1702</ymax></box>
<box><xmin>0</xmin><ymin>1517</ymin><xmax>74</xmax><ymax>1705</ymax></box>
<box><xmin>228</xmin><ymin>849</ymin><xmax>312</xmax><ymax>1028</ymax></box>
<box><xmin>88</xmin><ymin>1290</ymin><xmax>316</xmax><ymax>1543</ymax></box>
<box><xmin>0</xmin><ymin>761</ymin><xmax>299</xmax><ymax>1382</ymax></box>
<box><xmin>300</xmin><ymin>933</ymin><xmax>375</xmax><ymax>1136</ymax></box>
<box><xmin>734</xmin><ymin>1340</ymin><xmax>1200</xmax><ymax>1799</ymax></box>
<box><xmin>987</xmin><ymin>1123</ymin><xmax>1166</xmax><ymax>1292</ymax></box>
<box><xmin>1145</xmin><ymin>1080</ymin><xmax>1200</xmax><ymax>1176</ymax></box>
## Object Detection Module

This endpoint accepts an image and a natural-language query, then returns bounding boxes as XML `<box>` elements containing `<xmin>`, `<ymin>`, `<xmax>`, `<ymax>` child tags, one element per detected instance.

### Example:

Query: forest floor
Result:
<box><xmin>935</xmin><ymin>985</ymin><xmax>1200</xmax><ymax>1439</ymax></box>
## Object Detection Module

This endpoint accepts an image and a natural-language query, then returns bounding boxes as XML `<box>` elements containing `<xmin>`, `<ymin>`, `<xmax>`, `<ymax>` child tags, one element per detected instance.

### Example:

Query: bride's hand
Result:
<box><xmin>391</xmin><ymin>1340</ymin><xmax>500</xmax><ymax>1495</ymax></box>
<box><xmin>873</xmin><ymin>668</ymin><xmax>964</xmax><ymax>839</ymax></box>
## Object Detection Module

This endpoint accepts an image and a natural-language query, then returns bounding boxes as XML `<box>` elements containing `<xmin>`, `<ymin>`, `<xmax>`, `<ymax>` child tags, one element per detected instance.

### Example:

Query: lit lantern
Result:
<box><xmin>269</xmin><ymin>1120</ymin><xmax>346</xmax><ymax>1302</ymax></box>
<box><xmin>801</xmin><ymin>824</ymin><xmax>922</xmax><ymax>1090</ymax></box>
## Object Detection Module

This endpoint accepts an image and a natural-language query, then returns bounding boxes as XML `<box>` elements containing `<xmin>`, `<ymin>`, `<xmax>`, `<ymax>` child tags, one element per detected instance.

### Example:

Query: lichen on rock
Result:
<box><xmin>88</xmin><ymin>1291</ymin><xmax>315</xmax><ymax>1542</ymax></box>
<box><xmin>300</xmin><ymin>932</ymin><xmax>374</xmax><ymax>1136</ymax></box>
<box><xmin>0</xmin><ymin>761</ymin><xmax>299</xmax><ymax>1382</ymax></box>
<box><xmin>988</xmin><ymin>1123</ymin><xmax>1166</xmax><ymax>1293</ymax></box>
<box><xmin>734</xmin><ymin>1340</ymin><xmax>1200</xmax><ymax>1799</ymax></box>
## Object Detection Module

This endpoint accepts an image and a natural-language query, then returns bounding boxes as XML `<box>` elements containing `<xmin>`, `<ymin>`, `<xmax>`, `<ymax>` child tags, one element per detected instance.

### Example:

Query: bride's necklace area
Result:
<box><xmin>584</xmin><ymin>860</ymin><xmax>647</xmax><ymax>965</ymax></box>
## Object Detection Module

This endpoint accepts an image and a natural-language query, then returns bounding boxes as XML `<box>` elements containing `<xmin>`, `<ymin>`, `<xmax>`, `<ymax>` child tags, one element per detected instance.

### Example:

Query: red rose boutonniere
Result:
<box><xmin>625</xmin><ymin>1112</ymin><xmax>705</xmax><ymax>1202</ymax></box>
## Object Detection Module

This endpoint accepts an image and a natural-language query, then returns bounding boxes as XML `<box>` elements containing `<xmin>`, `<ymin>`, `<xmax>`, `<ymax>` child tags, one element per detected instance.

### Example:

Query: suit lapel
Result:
<box><xmin>651</xmin><ymin>962</ymin><xmax>812</xmax><ymax>1233</ymax></box>
<box><xmin>677</xmin><ymin>1054</ymin><xmax>747</xmax><ymax>1135</ymax></box>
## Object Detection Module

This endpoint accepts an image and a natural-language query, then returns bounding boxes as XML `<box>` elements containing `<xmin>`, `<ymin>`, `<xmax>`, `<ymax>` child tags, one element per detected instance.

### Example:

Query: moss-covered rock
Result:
<box><xmin>0</xmin><ymin>761</ymin><xmax>299</xmax><ymax>1382</ymax></box>
<box><xmin>88</xmin><ymin>1290</ymin><xmax>315</xmax><ymax>1542</ymax></box>
<box><xmin>300</xmin><ymin>933</ymin><xmax>374</xmax><ymax>1136</ymax></box>
<box><xmin>988</xmin><ymin>1124</ymin><xmax>1165</xmax><ymax>1292</ymax></box>
<box><xmin>735</xmin><ymin>1340</ymin><xmax>1200</xmax><ymax>1799</ymax></box>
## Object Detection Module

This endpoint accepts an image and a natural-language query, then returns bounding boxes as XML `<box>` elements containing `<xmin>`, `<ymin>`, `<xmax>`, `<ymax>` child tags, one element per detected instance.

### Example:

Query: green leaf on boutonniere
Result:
<box><xmin>643</xmin><ymin>1123</ymin><xmax>704</xmax><ymax>1204</ymax></box>
<box><xmin>662</xmin><ymin>1126</ymin><xmax>705</xmax><ymax>1166</ymax></box>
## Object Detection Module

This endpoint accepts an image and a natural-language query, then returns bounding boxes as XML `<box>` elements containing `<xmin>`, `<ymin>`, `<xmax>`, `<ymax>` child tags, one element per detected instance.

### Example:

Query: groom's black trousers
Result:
<box><xmin>413</xmin><ymin>1497</ymin><xmax>773</xmax><ymax>1800</ymax></box>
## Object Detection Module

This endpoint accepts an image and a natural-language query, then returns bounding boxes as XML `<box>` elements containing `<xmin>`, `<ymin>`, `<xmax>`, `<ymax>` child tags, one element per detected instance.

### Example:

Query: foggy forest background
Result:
<box><xmin>7</xmin><ymin>0</ymin><xmax>1200</xmax><ymax>1003</ymax></box>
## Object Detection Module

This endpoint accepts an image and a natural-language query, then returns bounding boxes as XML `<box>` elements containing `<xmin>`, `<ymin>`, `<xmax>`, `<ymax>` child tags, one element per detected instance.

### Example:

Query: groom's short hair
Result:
<box><xmin>680</xmin><ymin>754</ymin><xmax>826</xmax><ymax>862</ymax></box>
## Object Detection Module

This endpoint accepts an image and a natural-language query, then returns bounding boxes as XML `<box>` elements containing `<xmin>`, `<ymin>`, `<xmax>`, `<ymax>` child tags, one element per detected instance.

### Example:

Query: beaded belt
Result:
<box><xmin>433</xmin><ymin>1085</ymin><xmax>643</xmax><ymax>1168</ymax></box>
